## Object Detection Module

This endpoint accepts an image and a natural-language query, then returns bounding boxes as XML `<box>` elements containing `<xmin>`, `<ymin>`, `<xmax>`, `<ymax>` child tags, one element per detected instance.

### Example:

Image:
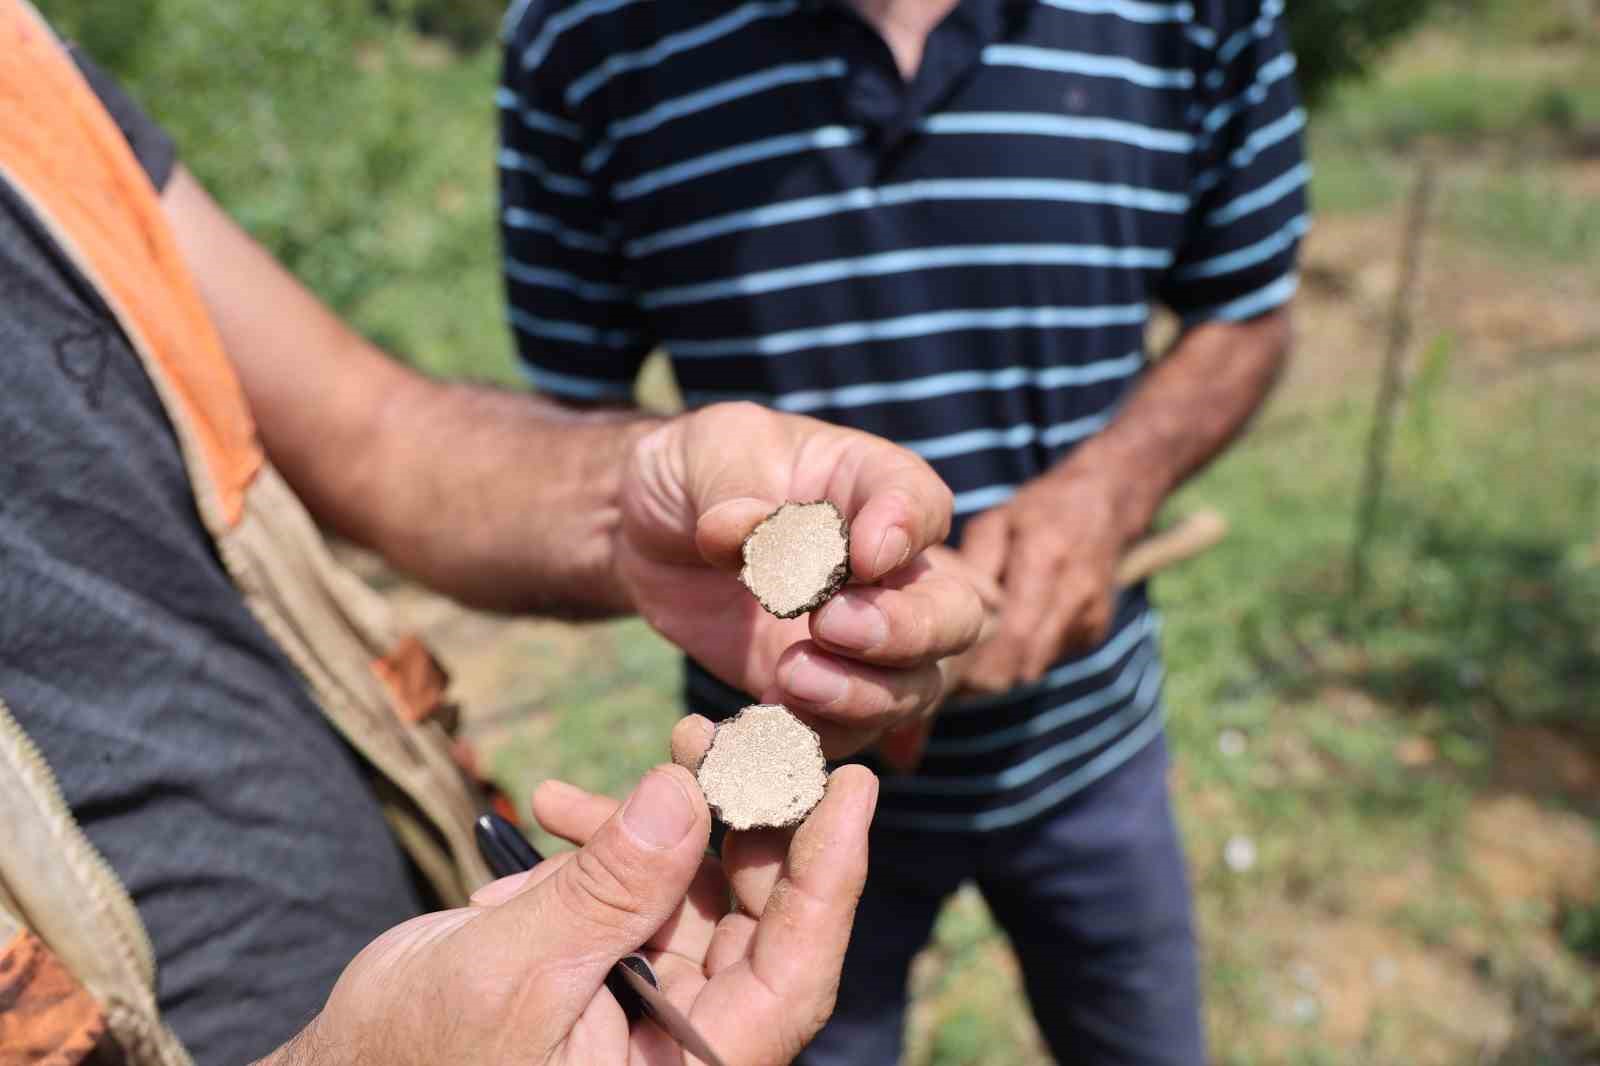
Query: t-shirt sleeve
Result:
<box><xmin>497</xmin><ymin>7</ymin><xmax>652</xmax><ymax>402</ymax></box>
<box><xmin>1157</xmin><ymin>0</ymin><xmax>1308</xmax><ymax>325</ymax></box>
<box><xmin>68</xmin><ymin>47</ymin><xmax>177</xmax><ymax>192</ymax></box>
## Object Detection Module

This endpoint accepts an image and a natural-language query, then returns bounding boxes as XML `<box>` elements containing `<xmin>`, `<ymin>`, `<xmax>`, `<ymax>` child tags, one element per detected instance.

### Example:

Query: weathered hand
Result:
<box><xmin>956</xmin><ymin>467</ymin><xmax>1129</xmax><ymax>695</ymax></box>
<box><xmin>618</xmin><ymin>402</ymin><xmax>986</xmax><ymax>757</ymax></box>
<box><xmin>262</xmin><ymin>729</ymin><xmax>877</xmax><ymax>1066</ymax></box>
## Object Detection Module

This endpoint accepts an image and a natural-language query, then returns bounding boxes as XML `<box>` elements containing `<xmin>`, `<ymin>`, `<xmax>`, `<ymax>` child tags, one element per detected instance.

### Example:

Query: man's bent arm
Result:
<box><xmin>161</xmin><ymin>166</ymin><xmax>654</xmax><ymax>616</ymax></box>
<box><xmin>1057</xmin><ymin>309</ymin><xmax>1291</xmax><ymax>545</ymax></box>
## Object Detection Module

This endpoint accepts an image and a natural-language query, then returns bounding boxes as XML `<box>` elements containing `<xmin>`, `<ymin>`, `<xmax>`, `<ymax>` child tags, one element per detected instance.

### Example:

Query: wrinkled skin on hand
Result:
<box><xmin>956</xmin><ymin>467</ymin><xmax>1127</xmax><ymax>695</ymax></box>
<box><xmin>267</xmin><ymin>719</ymin><xmax>877</xmax><ymax>1066</ymax></box>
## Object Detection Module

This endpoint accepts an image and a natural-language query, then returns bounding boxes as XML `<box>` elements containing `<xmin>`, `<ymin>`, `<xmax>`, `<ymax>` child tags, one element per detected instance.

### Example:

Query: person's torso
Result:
<box><xmin>0</xmin><ymin>136</ymin><xmax>426</xmax><ymax>1066</ymax></box>
<box><xmin>546</xmin><ymin>0</ymin><xmax>1209</xmax><ymax>523</ymax></box>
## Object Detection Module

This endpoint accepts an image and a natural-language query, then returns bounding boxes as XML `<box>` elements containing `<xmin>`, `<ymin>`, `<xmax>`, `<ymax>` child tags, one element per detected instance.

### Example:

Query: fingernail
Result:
<box><xmin>537</xmin><ymin>778</ymin><xmax>585</xmax><ymax>803</ymax></box>
<box><xmin>872</xmin><ymin>526</ymin><xmax>910</xmax><ymax>577</ymax></box>
<box><xmin>816</xmin><ymin>596</ymin><xmax>889</xmax><ymax>652</ymax></box>
<box><xmin>781</xmin><ymin>651</ymin><xmax>849</xmax><ymax>706</ymax></box>
<box><xmin>670</xmin><ymin>715</ymin><xmax>716</xmax><ymax>771</ymax></box>
<box><xmin>622</xmin><ymin>769</ymin><xmax>696</xmax><ymax>848</ymax></box>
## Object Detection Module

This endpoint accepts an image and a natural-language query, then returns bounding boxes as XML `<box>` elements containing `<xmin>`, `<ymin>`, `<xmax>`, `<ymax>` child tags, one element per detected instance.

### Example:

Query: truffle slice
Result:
<box><xmin>696</xmin><ymin>704</ymin><xmax>828</xmax><ymax>831</ymax></box>
<box><xmin>740</xmin><ymin>501</ymin><xmax>851</xmax><ymax>619</ymax></box>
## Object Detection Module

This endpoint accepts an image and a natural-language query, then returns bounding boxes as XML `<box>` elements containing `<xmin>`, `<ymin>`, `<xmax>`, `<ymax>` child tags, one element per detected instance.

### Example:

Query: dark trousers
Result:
<box><xmin>797</xmin><ymin>734</ymin><xmax>1205</xmax><ymax>1066</ymax></box>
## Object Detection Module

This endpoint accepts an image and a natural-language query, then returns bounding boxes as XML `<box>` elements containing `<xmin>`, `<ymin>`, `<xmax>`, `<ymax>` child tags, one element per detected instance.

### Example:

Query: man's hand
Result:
<box><xmin>259</xmin><ymin>730</ymin><xmax>878</xmax><ymax>1066</ymax></box>
<box><xmin>948</xmin><ymin>311</ymin><xmax>1291</xmax><ymax>698</ymax></box>
<box><xmin>618</xmin><ymin>402</ymin><xmax>986</xmax><ymax>757</ymax></box>
<box><xmin>956</xmin><ymin>465</ymin><xmax>1133</xmax><ymax>694</ymax></box>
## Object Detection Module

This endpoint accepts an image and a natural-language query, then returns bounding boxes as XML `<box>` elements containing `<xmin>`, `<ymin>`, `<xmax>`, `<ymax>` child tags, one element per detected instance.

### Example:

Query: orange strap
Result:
<box><xmin>371</xmin><ymin>635</ymin><xmax>453</xmax><ymax>726</ymax></box>
<box><xmin>0</xmin><ymin>930</ymin><xmax>108</xmax><ymax>1066</ymax></box>
<box><xmin>0</xmin><ymin>0</ymin><xmax>262</xmax><ymax>527</ymax></box>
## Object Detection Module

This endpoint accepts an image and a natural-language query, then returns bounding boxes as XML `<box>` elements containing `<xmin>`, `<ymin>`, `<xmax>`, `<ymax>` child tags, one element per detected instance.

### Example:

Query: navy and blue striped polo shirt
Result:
<box><xmin>498</xmin><ymin>0</ymin><xmax>1307</xmax><ymax>831</ymax></box>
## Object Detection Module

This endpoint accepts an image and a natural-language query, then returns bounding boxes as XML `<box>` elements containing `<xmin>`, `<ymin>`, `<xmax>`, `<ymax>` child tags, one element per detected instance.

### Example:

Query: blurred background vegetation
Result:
<box><xmin>36</xmin><ymin>0</ymin><xmax>1600</xmax><ymax>1062</ymax></box>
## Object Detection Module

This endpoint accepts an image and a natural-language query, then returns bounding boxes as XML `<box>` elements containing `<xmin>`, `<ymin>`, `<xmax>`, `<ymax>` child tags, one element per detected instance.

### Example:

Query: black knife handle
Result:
<box><xmin>476</xmin><ymin>811</ymin><xmax>545</xmax><ymax>876</ymax></box>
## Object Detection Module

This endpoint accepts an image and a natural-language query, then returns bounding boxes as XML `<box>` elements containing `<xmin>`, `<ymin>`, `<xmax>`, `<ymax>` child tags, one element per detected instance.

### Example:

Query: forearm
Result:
<box><xmin>1057</xmin><ymin>308</ymin><xmax>1292</xmax><ymax>544</ymax></box>
<box><xmin>160</xmin><ymin>165</ymin><xmax>656</xmax><ymax>616</ymax></box>
<box><xmin>357</xmin><ymin>377</ymin><xmax>659</xmax><ymax>615</ymax></box>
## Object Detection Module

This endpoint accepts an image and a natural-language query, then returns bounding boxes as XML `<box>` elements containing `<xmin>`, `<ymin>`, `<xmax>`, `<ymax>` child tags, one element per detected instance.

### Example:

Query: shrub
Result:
<box><xmin>383</xmin><ymin>0</ymin><xmax>507</xmax><ymax>50</ymax></box>
<box><xmin>37</xmin><ymin>0</ymin><xmax>440</xmax><ymax>314</ymax></box>
<box><xmin>1285</xmin><ymin>0</ymin><xmax>1443</xmax><ymax>109</ymax></box>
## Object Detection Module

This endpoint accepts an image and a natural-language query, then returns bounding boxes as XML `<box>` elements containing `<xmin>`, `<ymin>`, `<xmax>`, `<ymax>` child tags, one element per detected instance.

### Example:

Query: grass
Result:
<box><xmin>344</xmin><ymin>45</ymin><xmax>517</xmax><ymax>385</ymax></box>
<box><xmin>1127</xmin><ymin>371</ymin><xmax>1596</xmax><ymax>1065</ymax></box>
<box><xmin>1309</xmin><ymin>16</ymin><xmax>1600</xmax><ymax>268</ymax></box>
<box><xmin>1322</xmin><ymin>70</ymin><xmax>1600</xmax><ymax>150</ymax></box>
<box><xmin>1444</xmin><ymin>173</ymin><xmax>1600</xmax><ymax>265</ymax></box>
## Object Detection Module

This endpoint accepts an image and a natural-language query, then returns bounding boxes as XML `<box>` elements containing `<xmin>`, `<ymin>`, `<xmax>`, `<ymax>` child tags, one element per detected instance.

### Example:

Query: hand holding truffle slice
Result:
<box><xmin>693</xmin><ymin>704</ymin><xmax>829</xmax><ymax>831</ymax></box>
<box><xmin>739</xmin><ymin>500</ymin><xmax>852</xmax><ymax>618</ymax></box>
<box><xmin>617</xmin><ymin>403</ymin><xmax>985</xmax><ymax>756</ymax></box>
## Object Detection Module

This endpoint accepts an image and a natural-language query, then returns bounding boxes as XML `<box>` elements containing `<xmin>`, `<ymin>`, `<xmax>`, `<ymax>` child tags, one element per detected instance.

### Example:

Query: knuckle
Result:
<box><xmin>903</xmin><ymin>602</ymin><xmax>939</xmax><ymax>659</ymax></box>
<box><xmin>956</xmin><ymin>585</ymin><xmax>986</xmax><ymax>650</ymax></box>
<box><xmin>835</xmin><ymin>677</ymin><xmax>894</xmax><ymax>728</ymax></box>
<box><xmin>556</xmin><ymin>841</ymin><xmax>646</xmax><ymax>930</ymax></box>
<box><xmin>717</xmin><ymin>400</ymin><xmax>769</xmax><ymax>424</ymax></box>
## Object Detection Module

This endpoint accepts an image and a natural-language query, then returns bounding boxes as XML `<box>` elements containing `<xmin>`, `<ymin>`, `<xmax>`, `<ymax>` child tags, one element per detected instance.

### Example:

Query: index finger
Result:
<box><xmin>686</xmin><ymin>412</ymin><xmax>953</xmax><ymax>579</ymax></box>
<box><xmin>810</xmin><ymin>560</ymin><xmax>985</xmax><ymax>668</ymax></box>
<box><xmin>830</xmin><ymin>446</ymin><xmax>954</xmax><ymax>583</ymax></box>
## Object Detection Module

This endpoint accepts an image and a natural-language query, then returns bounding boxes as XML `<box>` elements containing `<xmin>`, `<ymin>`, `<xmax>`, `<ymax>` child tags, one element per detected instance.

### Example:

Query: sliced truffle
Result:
<box><xmin>696</xmin><ymin>704</ymin><xmax>828</xmax><ymax>831</ymax></box>
<box><xmin>740</xmin><ymin>501</ymin><xmax>851</xmax><ymax>619</ymax></box>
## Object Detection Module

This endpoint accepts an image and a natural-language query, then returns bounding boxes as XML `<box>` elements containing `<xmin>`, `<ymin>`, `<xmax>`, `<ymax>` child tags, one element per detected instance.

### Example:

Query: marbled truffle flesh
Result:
<box><xmin>739</xmin><ymin>501</ymin><xmax>851</xmax><ymax>619</ymax></box>
<box><xmin>696</xmin><ymin>704</ymin><xmax>828</xmax><ymax>831</ymax></box>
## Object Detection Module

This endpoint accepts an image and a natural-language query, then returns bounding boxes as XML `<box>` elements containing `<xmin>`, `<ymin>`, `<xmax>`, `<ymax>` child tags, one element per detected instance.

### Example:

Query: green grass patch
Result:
<box><xmin>1441</xmin><ymin>172</ymin><xmax>1600</xmax><ymax>265</ymax></box>
<box><xmin>1306</xmin><ymin>136</ymin><xmax>1407</xmax><ymax>215</ymax></box>
<box><xmin>1314</xmin><ymin>21</ymin><xmax>1600</xmax><ymax>150</ymax></box>
<box><xmin>344</xmin><ymin>47</ymin><xmax>518</xmax><ymax>385</ymax></box>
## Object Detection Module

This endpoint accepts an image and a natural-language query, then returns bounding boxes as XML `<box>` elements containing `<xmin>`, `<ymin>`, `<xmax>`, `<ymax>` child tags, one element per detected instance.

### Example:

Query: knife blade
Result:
<box><xmin>613</xmin><ymin>959</ymin><xmax>730</xmax><ymax>1066</ymax></box>
<box><xmin>474</xmin><ymin>813</ymin><xmax>730</xmax><ymax>1066</ymax></box>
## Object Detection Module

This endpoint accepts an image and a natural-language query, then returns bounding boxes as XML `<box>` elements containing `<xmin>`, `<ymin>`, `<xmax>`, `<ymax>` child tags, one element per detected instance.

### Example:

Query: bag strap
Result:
<box><xmin>0</xmin><ymin>0</ymin><xmax>262</xmax><ymax>531</ymax></box>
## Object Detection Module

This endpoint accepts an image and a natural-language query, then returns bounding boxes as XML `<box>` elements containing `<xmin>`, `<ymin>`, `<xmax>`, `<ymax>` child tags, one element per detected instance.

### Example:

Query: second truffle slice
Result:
<box><xmin>696</xmin><ymin>704</ymin><xmax>828</xmax><ymax>831</ymax></box>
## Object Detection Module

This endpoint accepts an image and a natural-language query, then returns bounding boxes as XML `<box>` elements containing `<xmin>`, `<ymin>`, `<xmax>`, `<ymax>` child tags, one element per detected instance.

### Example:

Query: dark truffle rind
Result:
<box><xmin>696</xmin><ymin>704</ymin><xmax>829</xmax><ymax>831</ymax></box>
<box><xmin>739</xmin><ymin>500</ymin><xmax>852</xmax><ymax>619</ymax></box>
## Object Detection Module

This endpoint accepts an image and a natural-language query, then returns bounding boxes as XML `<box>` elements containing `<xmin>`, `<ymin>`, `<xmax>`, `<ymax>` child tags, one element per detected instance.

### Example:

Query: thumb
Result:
<box><xmin>472</xmin><ymin>765</ymin><xmax>711</xmax><ymax>1032</ymax></box>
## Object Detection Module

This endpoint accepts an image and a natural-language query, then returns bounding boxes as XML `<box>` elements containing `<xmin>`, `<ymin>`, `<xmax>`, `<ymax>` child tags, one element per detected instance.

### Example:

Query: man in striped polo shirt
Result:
<box><xmin>498</xmin><ymin>0</ymin><xmax>1306</xmax><ymax>1061</ymax></box>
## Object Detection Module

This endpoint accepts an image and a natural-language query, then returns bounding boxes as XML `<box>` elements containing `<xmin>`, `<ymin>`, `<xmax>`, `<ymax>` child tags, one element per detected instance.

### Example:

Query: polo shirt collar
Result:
<box><xmin>810</xmin><ymin>0</ymin><xmax>1033</xmax><ymax>154</ymax></box>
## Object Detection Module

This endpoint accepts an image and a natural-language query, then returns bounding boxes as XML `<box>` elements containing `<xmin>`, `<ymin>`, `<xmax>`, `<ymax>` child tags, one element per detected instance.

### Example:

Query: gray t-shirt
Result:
<box><xmin>0</xmin><ymin>52</ymin><xmax>428</xmax><ymax>1065</ymax></box>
